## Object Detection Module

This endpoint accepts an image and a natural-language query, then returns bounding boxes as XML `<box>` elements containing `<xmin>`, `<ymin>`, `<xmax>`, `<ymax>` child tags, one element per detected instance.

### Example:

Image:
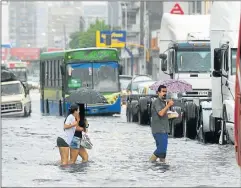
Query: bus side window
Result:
<box><xmin>54</xmin><ymin>60</ymin><xmax>58</xmax><ymax>87</ymax></box>
<box><xmin>58</xmin><ymin>60</ymin><xmax>62</xmax><ymax>87</ymax></box>
<box><xmin>48</xmin><ymin>60</ymin><xmax>52</xmax><ymax>87</ymax></box>
<box><xmin>52</xmin><ymin>60</ymin><xmax>55</xmax><ymax>87</ymax></box>
<box><xmin>45</xmin><ymin>60</ymin><xmax>48</xmax><ymax>87</ymax></box>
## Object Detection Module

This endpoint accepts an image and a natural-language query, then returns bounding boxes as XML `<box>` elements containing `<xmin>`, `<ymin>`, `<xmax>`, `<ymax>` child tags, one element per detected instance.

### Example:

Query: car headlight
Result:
<box><xmin>16</xmin><ymin>103</ymin><xmax>22</xmax><ymax>109</ymax></box>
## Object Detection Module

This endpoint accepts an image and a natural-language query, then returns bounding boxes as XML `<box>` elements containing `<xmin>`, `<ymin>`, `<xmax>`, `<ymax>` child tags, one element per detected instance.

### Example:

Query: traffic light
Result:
<box><xmin>105</xmin><ymin>34</ymin><xmax>112</xmax><ymax>46</ymax></box>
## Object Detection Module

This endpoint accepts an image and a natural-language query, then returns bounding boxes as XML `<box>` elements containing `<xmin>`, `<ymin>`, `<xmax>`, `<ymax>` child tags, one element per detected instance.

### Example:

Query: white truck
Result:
<box><xmin>197</xmin><ymin>2</ymin><xmax>240</xmax><ymax>144</ymax></box>
<box><xmin>159</xmin><ymin>13</ymin><xmax>212</xmax><ymax>139</ymax></box>
<box><xmin>1</xmin><ymin>70</ymin><xmax>32</xmax><ymax>117</ymax></box>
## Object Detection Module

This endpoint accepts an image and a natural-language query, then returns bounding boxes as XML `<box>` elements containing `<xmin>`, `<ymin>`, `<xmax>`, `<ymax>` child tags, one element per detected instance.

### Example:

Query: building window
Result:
<box><xmin>197</xmin><ymin>1</ymin><xmax>202</xmax><ymax>14</ymax></box>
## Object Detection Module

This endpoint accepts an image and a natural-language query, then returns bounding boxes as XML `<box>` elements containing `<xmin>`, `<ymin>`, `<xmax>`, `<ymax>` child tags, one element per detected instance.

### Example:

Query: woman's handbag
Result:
<box><xmin>80</xmin><ymin>132</ymin><xmax>93</xmax><ymax>149</ymax></box>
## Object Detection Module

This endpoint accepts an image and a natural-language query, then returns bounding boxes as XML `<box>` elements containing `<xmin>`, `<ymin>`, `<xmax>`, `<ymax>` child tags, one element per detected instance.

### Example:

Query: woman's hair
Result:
<box><xmin>69</xmin><ymin>104</ymin><xmax>79</xmax><ymax>114</ymax></box>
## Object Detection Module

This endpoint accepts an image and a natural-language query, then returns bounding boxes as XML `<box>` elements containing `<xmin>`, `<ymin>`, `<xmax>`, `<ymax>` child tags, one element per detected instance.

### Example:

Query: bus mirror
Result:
<box><xmin>161</xmin><ymin>60</ymin><xmax>167</xmax><ymax>72</ymax></box>
<box><xmin>60</xmin><ymin>65</ymin><xmax>65</xmax><ymax>75</ymax></box>
<box><xmin>118</xmin><ymin>64</ymin><xmax>123</xmax><ymax>75</ymax></box>
<box><xmin>214</xmin><ymin>48</ymin><xmax>222</xmax><ymax>71</ymax></box>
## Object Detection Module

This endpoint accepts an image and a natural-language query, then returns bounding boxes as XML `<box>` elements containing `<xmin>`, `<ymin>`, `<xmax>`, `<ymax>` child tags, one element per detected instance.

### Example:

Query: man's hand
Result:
<box><xmin>167</xmin><ymin>100</ymin><xmax>174</xmax><ymax>107</ymax></box>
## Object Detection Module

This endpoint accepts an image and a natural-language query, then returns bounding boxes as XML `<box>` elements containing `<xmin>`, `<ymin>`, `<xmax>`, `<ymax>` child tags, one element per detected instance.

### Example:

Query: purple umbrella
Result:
<box><xmin>149</xmin><ymin>79</ymin><xmax>192</xmax><ymax>93</ymax></box>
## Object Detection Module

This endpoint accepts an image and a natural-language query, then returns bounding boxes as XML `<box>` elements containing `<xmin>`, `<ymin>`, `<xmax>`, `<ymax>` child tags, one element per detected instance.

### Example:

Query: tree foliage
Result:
<box><xmin>69</xmin><ymin>19</ymin><xmax>120</xmax><ymax>49</ymax></box>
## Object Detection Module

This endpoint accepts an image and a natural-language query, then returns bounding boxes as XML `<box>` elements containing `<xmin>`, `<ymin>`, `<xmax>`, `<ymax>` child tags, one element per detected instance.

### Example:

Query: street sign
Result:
<box><xmin>170</xmin><ymin>3</ymin><xmax>184</xmax><ymax>15</ymax></box>
<box><xmin>96</xmin><ymin>30</ymin><xmax>126</xmax><ymax>48</ymax></box>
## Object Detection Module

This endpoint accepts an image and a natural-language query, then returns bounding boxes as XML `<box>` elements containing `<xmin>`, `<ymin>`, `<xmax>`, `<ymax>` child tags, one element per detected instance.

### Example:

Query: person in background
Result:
<box><xmin>149</xmin><ymin>85</ymin><xmax>174</xmax><ymax>163</ymax></box>
<box><xmin>56</xmin><ymin>104</ymin><xmax>80</xmax><ymax>165</ymax></box>
<box><xmin>69</xmin><ymin>104</ymin><xmax>89</xmax><ymax>164</ymax></box>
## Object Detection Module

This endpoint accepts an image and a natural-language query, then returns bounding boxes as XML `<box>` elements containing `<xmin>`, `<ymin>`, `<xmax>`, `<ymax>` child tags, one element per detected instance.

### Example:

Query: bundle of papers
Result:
<box><xmin>167</xmin><ymin>111</ymin><xmax>179</xmax><ymax>119</ymax></box>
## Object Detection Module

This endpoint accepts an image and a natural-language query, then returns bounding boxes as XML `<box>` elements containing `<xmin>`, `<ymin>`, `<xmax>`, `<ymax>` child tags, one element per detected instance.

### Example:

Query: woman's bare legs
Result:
<box><xmin>58</xmin><ymin>147</ymin><xmax>69</xmax><ymax>165</ymax></box>
<box><xmin>79</xmin><ymin>147</ymin><xmax>88</xmax><ymax>162</ymax></box>
<box><xmin>69</xmin><ymin>148</ymin><xmax>79</xmax><ymax>164</ymax></box>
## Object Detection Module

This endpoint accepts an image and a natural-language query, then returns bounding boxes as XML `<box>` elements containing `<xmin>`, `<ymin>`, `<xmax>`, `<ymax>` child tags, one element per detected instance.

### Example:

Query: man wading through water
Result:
<box><xmin>150</xmin><ymin>85</ymin><xmax>174</xmax><ymax>163</ymax></box>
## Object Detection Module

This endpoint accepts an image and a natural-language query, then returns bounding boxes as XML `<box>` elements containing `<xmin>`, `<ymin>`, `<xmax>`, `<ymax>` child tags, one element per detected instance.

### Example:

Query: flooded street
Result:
<box><xmin>2</xmin><ymin>91</ymin><xmax>241</xmax><ymax>187</ymax></box>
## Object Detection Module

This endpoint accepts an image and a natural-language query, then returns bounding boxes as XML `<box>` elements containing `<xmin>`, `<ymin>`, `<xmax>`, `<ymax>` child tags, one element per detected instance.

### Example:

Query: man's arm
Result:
<box><xmin>154</xmin><ymin>100</ymin><xmax>172</xmax><ymax>117</ymax></box>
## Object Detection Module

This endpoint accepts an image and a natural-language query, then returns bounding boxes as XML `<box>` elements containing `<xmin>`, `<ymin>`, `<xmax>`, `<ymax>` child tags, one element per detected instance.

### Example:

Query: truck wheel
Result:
<box><xmin>133</xmin><ymin>113</ymin><xmax>138</xmax><ymax>122</ymax></box>
<box><xmin>170</xmin><ymin>121</ymin><xmax>175</xmax><ymax>137</ymax></box>
<box><xmin>183</xmin><ymin>115</ymin><xmax>187</xmax><ymax>137</ymax></box>
<box><xmin>138</xmin><ymin>110</ymin><xmax>145</xmax><ymax>125</ymax></box>
<box><xmin>219</xmin><ymin>106</ymin><xmax>228</xmax><ymax>145</ymax></box>
<box><xmin>127</xmin><ymin>108</ymin><xmax>131</xmax><ymax>122</ymax></box>
<box><xmin>196</xmin><ymin>110</ymin><xmax>206</xmax><ymax>143</ymax></box>
<box><xmin>183</xmin><ymin>114</ymin><xmax>196</xmax><ymax>139</ymax></box>
<box><xmin>129</xmin><ymin>110</ymin><xmax>133</xmax><ymax>122</ymax></box>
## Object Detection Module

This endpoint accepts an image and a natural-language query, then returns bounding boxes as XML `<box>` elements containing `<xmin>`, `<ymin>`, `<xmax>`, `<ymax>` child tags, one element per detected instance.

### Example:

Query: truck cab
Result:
<box><xmin>159</xmin><ymin>41</ymin><xmax>212</xmax><ymax>140</ymax></box>
<box><xmin>1</xmin><ymin>80</ymin><xmax>31</xmax><ymax>117</ymax></box>
<box><xmin>160</xmin><ymin>41</ymin><xmax>211</xmax><ymax>97</ymax></box>
<box><xmin>201</xmin><ymin>1</ymin><xmax>241</xmax><ymax>145</ymax></box>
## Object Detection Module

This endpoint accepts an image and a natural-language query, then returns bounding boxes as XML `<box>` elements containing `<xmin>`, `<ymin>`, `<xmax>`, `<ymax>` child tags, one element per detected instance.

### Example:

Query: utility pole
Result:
<box><xmin>143</xmin><ymin>1</ymin><xmax>147</xmax><ymax>74</ymax></box>
<box><xmin>125</xmin><ymin>3</ymin><xmax>128</xmax><ymax>74</ymax></box>
<box><xmin>63</xmin><ymin>24</ymin><xmax>67</xmax><ymax>50</ymax></box>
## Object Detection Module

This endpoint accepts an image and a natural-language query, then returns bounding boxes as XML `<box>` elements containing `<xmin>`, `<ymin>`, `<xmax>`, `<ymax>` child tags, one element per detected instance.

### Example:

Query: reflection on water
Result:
<box><xmin>2</xmin><ymin>92</ymin><xmax>240</xmax><ymax>187</ymax></box>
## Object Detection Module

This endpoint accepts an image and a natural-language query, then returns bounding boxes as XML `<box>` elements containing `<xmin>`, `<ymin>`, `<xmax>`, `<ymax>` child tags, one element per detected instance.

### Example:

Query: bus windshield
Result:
<box><xmin>176</xmin><ymin>50</ymin><xmax>211</xmax><ymax>73</ymax></box>
<box><xmin>67</xmin><ymin>62</ymin><xmax>119</xmax><ymax>93</ymax></box>
<box><xmin>231</xmin><ymin>48</ymin><xmax>237</xmax><ymax>75</ymax></box>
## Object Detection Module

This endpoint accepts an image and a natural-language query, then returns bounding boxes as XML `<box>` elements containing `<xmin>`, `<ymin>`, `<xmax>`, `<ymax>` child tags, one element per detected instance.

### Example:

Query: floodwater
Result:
<box><xmin>2</xmin><ymin>91</ymin><xmax>241</xmax><ymax>187</ymax></box>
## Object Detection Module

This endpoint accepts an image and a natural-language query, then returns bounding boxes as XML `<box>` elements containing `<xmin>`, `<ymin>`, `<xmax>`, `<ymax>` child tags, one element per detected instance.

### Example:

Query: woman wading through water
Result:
<box><xmin>69</xmin><ymin>104</ymin><xmax>89</xmax><ymax>164</ymax></box>
<box><xmin>56</xmin><ymin>104</ymin><xmax>84</xmax><ymax>165</ymax></box>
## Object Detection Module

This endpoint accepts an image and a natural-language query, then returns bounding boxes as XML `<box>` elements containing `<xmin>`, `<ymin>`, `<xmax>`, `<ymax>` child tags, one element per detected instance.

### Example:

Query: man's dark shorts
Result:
<box><xmin>153</xmin><ymin>133</ymin><xmax>168</xmax><ymax>158</ymax></box>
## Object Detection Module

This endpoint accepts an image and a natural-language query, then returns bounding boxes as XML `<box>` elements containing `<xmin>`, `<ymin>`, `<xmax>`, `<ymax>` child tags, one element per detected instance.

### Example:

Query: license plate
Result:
<box><xmin>198</xmin><ymin>91</ymin><xmax>208</xmax><ymax>95</ymax></box>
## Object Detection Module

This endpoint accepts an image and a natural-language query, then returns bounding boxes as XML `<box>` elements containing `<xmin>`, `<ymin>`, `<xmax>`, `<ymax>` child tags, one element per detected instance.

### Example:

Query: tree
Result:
<box><xmin>69</xmin><ymin>19</ymin><xmax>120</xmax><ymax>49</ymax></box>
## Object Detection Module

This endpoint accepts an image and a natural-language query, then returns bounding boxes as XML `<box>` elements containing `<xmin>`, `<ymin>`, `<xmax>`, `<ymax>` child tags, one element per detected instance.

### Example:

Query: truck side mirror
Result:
<box><xmin>161</xmin><ymin>60</ymin><xmax>167</xmax><ymax>72</ymax></box>
<box><xmin>214</xmin><ymin>48</ymin><xmax>222</xmax><ymax>71</ymax></box>
<box><xmin>159</xmin><ymin>53</ymin><xmax>167</xmax><ymax>60</ymax></box>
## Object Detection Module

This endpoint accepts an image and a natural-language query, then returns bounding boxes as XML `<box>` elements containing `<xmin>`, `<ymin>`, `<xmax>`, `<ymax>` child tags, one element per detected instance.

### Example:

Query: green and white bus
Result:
<box><xmin>40</xmin><ymin>47</ymin><xmax>122</xmax><ymax>116</ymax></box>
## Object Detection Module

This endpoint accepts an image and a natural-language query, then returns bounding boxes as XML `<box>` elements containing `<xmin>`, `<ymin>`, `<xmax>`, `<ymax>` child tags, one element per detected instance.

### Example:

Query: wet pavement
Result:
<box><xmin>2</xmin><ymin>91</ymin><xmax>241</xmax><ymax>187</ymax></box>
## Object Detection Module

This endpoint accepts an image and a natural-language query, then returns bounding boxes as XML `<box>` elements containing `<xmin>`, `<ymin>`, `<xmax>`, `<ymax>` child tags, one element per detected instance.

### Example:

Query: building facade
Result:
<box><xmin>8</xmin><ymin>2</ymin><xmax>37</xmax><ymax>47</ymax></box>
<box><xmin>2</xmin><ymin>1</ymin><xmax>9</xmax><ymax>44</ymax></box>
<box><xmin>82</xmin><ymin>2</ymin><xmax>108</xmax><ymax>31</ymax></box>
<box><xmin>47</xmin><ymin>2</ymin><xmax>83</xmax><ymax>48</ymax></box>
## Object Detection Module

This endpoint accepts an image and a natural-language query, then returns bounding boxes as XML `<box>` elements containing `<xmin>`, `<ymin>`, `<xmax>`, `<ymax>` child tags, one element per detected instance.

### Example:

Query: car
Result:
<box><xmin>119</xmin><ymin>75</ymin><xmax>132</xmax><ymax>104</ymax></box>
<box><xmin>126</xmin><ymin>74</ymin><xmax>153</xmax><ymax>95</ymax></box>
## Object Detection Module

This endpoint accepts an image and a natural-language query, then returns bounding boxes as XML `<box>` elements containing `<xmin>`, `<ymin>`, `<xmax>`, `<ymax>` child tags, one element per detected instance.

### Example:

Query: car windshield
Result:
<box><xmin>120</xmin><ymin>78</ymin><xmax>131</xmax><ymax>90</ymax></box>
<box><xmin>133</xmin><ymin>76</ymin><xmax>152</xmax><ymax>82</ymax></box>
<box><xmin>67</xmin><ymin>62</ymin><xmax>119</xmax><ymax>93</ymax></box>
<box><xmin>148</xmin><ymin>89</ymin><xmax>156</xmax><ymax>94</ymax></box>
<box><xmin>1</xmin><ymin>83</ymin><xmax>22</xmax><ymax>96</ymax></box>
<box><xmin>231</xmin><ymin>48</ymin><xmax>237</xmax><ymax>75</ymax></box>
<box><xmin>176</xmin><ymin>50</ymin><xmax>211</xmax><ymax>73</ymax></box>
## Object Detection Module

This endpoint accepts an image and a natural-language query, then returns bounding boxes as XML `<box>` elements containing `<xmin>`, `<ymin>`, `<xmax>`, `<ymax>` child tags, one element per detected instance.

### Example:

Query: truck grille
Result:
<box><xmin>1</xmin><ymin>102</ymin><xmax>22</xmax><ymax>114</ymax></box>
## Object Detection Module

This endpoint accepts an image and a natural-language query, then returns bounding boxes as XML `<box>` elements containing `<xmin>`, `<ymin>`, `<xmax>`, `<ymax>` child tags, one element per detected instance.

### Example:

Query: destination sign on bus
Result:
<box><xmin>68</xmin><ymin>49</ymin><xmax>119</xmax><ymax>62</ymax></box>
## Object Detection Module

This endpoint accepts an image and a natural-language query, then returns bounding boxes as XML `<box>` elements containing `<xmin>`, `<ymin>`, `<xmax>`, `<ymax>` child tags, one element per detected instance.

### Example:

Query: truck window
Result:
<box><xmin>231</xmin><ymin>48</ymin><xmax>237</xmax><ymax>75</ymax></box>
<box><xmin>176</xmin><ymin>51</ymin><xmax>211</xmax><ymax>73</ymax></box>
